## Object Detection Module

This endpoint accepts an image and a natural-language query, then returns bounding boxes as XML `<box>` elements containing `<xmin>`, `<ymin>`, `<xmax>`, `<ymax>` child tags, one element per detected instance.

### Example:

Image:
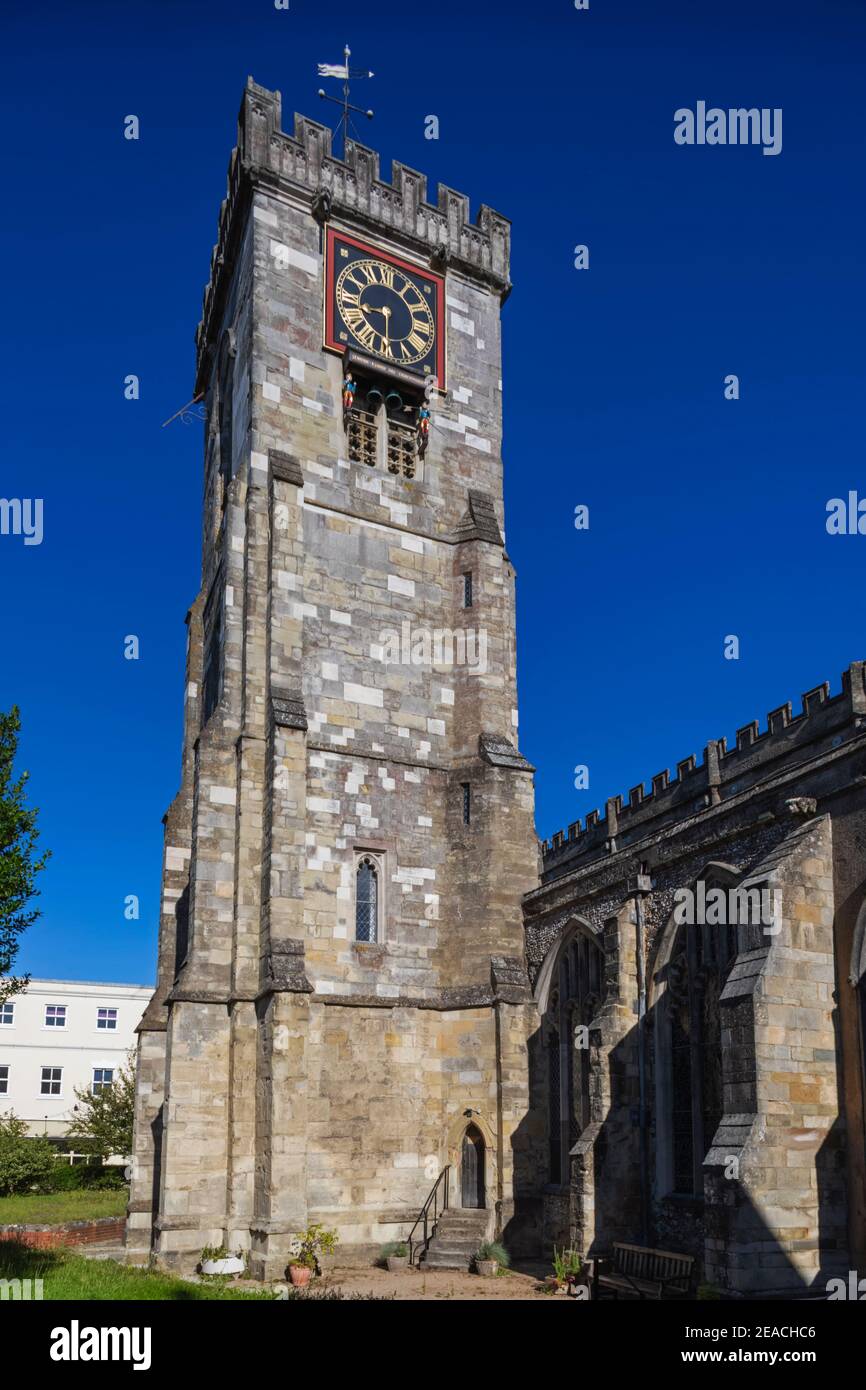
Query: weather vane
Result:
<box><xmin>318</xmin><ymin>45</ymin><xmax>374</xmax><ymax>158</ymax></box>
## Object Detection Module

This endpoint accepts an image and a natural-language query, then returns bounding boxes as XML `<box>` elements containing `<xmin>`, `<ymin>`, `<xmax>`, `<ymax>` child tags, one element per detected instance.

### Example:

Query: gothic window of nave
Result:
<box><xmin>656</xmin><ymin>878</ymin><xmax>737</xmax><ymax>1199</ymax></box>
<box><xmin>543</xmin><ymin>927</ymin><xmax>605</xmax><ymax>1185</ymax></box>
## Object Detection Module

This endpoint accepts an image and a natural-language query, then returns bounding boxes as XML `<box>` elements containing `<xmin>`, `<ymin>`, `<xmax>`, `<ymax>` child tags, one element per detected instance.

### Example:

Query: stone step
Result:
<box><xmin>431</xmin><ymin>1231</ymin><xmax>484</xmax><ymax>1245</ymax></box>
<box><xmin>417</xmin><ymin>1208</ymin><xmax>489</xmax><ymax>1269</ymax></box>
<box><xmin>423</xmin><ymin>1253</ymin><xmax>472</xmax><ymax>1270</ymax></box>
<box><xmin>432</xmin><ymin>1231</ymin><xmax>484</xmax><ymax>1245</ymax></box>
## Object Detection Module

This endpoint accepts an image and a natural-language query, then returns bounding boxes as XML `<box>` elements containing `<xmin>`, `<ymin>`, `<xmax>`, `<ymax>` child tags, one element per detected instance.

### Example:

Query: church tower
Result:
<box><xmin>128</xmin><ymin>78</ymin><xmax>539</xmax><ymax>1277</ymax></box>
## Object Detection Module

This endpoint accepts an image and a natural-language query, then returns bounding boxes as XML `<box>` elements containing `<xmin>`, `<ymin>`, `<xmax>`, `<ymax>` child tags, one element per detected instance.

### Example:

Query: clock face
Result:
<box><xmin>325</xmin><ymin>230</ymin><xmax>445</xmax><ymax>387</ymax></box>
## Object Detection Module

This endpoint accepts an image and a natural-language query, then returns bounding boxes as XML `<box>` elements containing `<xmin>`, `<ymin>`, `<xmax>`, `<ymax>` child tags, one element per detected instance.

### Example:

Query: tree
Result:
<box><xmin>0</xmin><ymin>706</ymin><xmax>50</xmax><ymax>1000</ymax></box>
<box><xmin>0</xmin><ymin>1112</ymin><xmax>54</xmax><ymax>1195</ymax></box>
<box><xmin>70</xmin><ymin>1052</ymin><xmax>136</xmax><ymax>1160</ymax></box>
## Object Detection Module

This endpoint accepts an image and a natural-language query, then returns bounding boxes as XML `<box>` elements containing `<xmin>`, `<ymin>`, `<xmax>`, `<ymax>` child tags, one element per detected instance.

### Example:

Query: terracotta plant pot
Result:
<box><xmin>476</xmin><ymin>1259</ymin><xmax>498</xmax><ymax>1277</ymax></box>
<box><xmin>386</xmin><ymin>1256</ymin><xmax>409</xmax><ymax>1272</ymax></box>
<box><xmin>288</xmin><ymin>1264</ymin><xmax>313</xmax><ymax>1288</ymax></box>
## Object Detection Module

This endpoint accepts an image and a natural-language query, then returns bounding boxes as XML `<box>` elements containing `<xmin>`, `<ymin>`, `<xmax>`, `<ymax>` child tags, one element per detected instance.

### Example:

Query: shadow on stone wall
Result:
<box><xmin>510</xmin><ymin>1008</ymin><xmax>852</xmax><ymax>1296</ymax></box>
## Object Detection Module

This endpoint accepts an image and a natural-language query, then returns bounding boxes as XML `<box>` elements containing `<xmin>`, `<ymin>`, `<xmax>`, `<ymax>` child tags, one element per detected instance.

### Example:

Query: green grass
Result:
<box><xmin>0</xmin><ymin>1242</ymin><xmax>275</xmax><ymax>1301</ymax></box>
<box><xmin>0</xmin><ymin>1189</ymin><xmax>128</xmax><ymax>1226</ymax></box>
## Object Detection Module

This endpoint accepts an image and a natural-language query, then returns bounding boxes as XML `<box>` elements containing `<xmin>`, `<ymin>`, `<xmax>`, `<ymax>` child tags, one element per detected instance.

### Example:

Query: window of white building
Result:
<box><xmin>40</xmin><ymin>1066</ymin><xmax>62</xmax><ymax>1096</ymax></box>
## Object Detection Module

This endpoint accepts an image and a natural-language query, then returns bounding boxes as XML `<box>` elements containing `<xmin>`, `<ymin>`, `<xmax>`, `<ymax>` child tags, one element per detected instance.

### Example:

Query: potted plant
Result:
<box><xmin>287</xmin><ymin>1223</ymin><xmax>339</xmax><ymax>1287</ymax></box>
<box><xmin>287</xmin><ymin>1249</ymin><xmax>316</xmax><ymax>1288</ymax></box>
<box><xmin>475</xmin><ymin>1241</ymin><xmax>510</xmax><ymax>1277</ymax></box>
<box><xmin>199</xmin><ymin>1244</ymin><xmax>246</xmax><ymax>1278</ymax></box>
<box><xmin>380</xmin><ymin>1241</ymin><xmax>409</xmax><ymax>1272</ymax></box>
<box><xmin>551</xmin><ymin>1246</ymin><xmax>582</xmax><ymax>1292</ymax></box>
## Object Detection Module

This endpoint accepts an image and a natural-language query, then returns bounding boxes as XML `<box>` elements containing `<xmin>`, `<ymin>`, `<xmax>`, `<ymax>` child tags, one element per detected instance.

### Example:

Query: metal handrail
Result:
<box><xmin>407</xmin><ymin>1165</ymin><xmax>450</xmax><ymax>1266</ymax></box>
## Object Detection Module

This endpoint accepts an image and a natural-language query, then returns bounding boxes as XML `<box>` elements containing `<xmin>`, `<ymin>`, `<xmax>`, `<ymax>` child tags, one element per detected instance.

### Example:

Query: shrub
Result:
<box><xmin>288</xmin><ymin>1223</ymin><xmax>338</xmax><ymax>1272</ymax></box>
<box><xmin>552</xmin><ymin>1246</ymin><xmax>581</xmax><ymax>1281</ymax></box>
<box><xmin>34</xmin><ymin>1161</ymin><xmax>127</xmax><ymax>1195</ymax></box>
<box><xmin>379</xmin><ymin>1241</ymin><xmax>408</xmax><ymax>1264</ymax></box>
<box><xmin>476</xmin><ymin>1241</ymin><xmax>510</xmax><ymax>1267</ymax></box>
<box><xmin>40</xmin><ymin>1163</ymin><xmax>83</xmax><ymax>1192</ymax></box>
<box><xmin>69</xmin><ymin>1053</ymin><xmax>135</xmax><ymax>1161</ymax></box>
<box><xmin>0</xmin><ymin>1114</ymin><xmax>55</xmax><ymax>1196</ymax></box>
<box><xmin>85</xmin><ymin>1168</ymin><xmax>126</xmax><ymax>1190</ymax></box>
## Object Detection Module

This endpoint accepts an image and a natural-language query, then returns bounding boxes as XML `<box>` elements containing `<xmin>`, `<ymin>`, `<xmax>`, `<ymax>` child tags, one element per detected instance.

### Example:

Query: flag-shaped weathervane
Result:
<box><xmin>318</xmin><ymin>45</ymin><xmax>374</xmax><ymax>157</ymax></box>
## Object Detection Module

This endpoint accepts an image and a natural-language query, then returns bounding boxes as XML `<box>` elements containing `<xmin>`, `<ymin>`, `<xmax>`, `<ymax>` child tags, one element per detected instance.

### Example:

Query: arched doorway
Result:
<box><xmin>461</xmin><ymin>1125</ymin><xmax>485</xmax><ymax>1208</ymax></box>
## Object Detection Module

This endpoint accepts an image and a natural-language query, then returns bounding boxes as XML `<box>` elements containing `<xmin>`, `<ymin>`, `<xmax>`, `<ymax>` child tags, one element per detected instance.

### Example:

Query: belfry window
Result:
<box><xmin>347</xmin><ymin>406</ymin><xmax>379</xmax><ymax>467</ymax></box>
<box><xmin>355</xmin><ymin>856</ymin><xmax>379</xmax><ymax>943</ymax></box>
<box><xmin>343</xmin><ymin>374</ymin><xmax>420</xmax><ymax>477</ymax></box>
<box><xmin>201</xmin><ymin>576</ymin><xmax>225</xmax><ymax>727</ymax></box>
<box><xmin>386</xmin><ymin>416</ymin><xmax>417</xmax><ymax>478</ymax></box>
<box><xmin>216</xmin><ymin>332</ymin><xmax>235</xmax><ymax>493</ymax></box>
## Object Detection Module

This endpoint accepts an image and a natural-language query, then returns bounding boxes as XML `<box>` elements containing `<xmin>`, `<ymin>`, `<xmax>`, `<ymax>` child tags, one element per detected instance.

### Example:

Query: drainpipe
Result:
<box><xmin>631</xmin><ymin>873</ymin><xmax>652</xmax><ymax>1246</ymax></box>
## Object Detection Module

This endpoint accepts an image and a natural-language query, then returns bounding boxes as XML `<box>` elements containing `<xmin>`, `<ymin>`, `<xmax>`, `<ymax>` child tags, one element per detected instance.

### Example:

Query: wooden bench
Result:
<box><xmin>592</xmin><ymin>1242</ymin><xmax>695</xmax><ymax>1300</ymax></box>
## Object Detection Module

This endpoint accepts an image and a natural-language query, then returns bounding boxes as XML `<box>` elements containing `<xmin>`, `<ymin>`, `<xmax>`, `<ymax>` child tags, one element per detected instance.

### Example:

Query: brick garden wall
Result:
<box><xmin>0</xmin><ymin>1216</ymin><xmax>126</xmax><ymax>1249</ymax></box>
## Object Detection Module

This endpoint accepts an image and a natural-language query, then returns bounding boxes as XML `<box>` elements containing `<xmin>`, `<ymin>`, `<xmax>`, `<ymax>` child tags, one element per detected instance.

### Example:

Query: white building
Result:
<box><xmin>0</xmin><ymin>979</ymin><xmax>152</xmax><ymax>1137</ymax></box>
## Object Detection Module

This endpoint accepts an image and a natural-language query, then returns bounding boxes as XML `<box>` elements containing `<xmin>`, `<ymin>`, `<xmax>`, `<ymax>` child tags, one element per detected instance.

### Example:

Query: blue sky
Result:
<box><xmin>2</xmin><ymin>0</ymin><xmax>864</xmax><ymax>985</ymax></box>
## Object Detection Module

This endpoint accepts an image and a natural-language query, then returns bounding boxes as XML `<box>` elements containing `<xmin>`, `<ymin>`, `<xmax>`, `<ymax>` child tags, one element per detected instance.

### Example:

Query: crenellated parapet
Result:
<box><xmin>541</xmin><ymin>661</ymin><xmax>866</xmax><ymax>867</ymax></box>
<box><xmin>194</xmin><ymin>77</ymin><xmax>511</xmax><ymax>390</ymax></box>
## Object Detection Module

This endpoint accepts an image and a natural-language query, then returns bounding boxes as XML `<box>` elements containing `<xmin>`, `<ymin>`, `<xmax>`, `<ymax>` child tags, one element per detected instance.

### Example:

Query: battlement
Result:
<box><xmin>541</xmin><ymin>662</ymin><xmax>866</xmax><ymax>868</ymax></box>
<box><xmin>194</xmin><ymin>78</ymin><xmax>511</xmax><ymax>389</ymax></box>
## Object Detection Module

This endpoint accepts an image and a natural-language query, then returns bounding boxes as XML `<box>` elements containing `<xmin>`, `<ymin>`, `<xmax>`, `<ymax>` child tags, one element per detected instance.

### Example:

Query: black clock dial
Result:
<box><xmin>326</xmin><ymin>232</ymin><xmax>444</xmax><ymax>385</ymax></box>
<box><xmin>336</xmin><ymin>259</ymin><xmax>435</xmax><ymax>365</ymax></box>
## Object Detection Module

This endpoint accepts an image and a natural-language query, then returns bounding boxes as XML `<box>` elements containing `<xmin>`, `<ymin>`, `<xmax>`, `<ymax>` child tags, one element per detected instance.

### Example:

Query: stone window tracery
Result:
<box><xmin>355</xmin><ymin>855</ymin><xmax>380</xmax><ymax>943</ymax></box>
<box><xmin>657</xmin><ymin>876</ymin><xmax>733</xmax><ymax>1199</ymax></box>
<box><xmin>543</xmin><ymin>927</ymin><xmax>605</xmax><ymax>1185</ymax></box>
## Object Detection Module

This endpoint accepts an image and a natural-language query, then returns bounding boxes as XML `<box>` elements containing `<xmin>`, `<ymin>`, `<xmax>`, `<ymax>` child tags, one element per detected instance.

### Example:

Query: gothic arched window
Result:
<box><xmin>542</xmin><ymin>926</ymin><xmax>605</xmax><ymax>1186</ymax></box>
<box><xmin>355</xmin><ymin>857</ymin><xmax>379</xmax><ymax>943</ymax></box>
<box><xmin>548</xmin><ymin>1027</ymin><xmax>562</xmax><ymax>1183</ymax></box>
<box><xmin>656</xmin><ymin>877</ymin><xmax>733</xmax><ymax>1199</ymax></box>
